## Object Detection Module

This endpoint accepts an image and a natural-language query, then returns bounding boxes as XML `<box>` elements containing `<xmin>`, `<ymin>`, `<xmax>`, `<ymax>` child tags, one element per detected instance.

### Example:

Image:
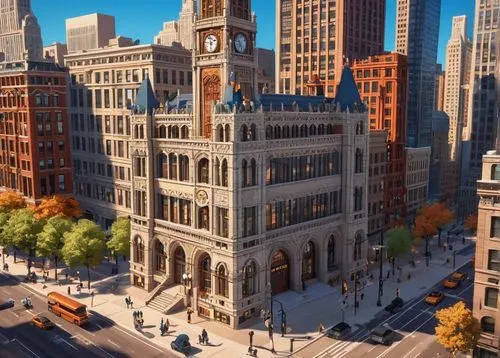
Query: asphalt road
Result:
<box><xmin>308</xmin><ymin>257</ymin><xmax>475</xmax><ymax>358</ymax></box>
<box><xmin>0</xmin><ymin>272</ymin><xmax>171</xmax><ymax>358</ymax></box>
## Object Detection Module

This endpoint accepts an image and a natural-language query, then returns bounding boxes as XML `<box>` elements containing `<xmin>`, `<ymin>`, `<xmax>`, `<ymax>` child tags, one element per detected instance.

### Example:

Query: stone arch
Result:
<box><xmin>197</xmin><ymin>157</ymin><xmax>210</xmax><ymax>183</ymax></box>
<box><xmin>282</xmin><ymin>125</ymin><xmax>290</xmax><ymax>138</ymax></box>
<box><xmin>224</xmin><ymin>123</ymin><xmax>231</xmax><ymax>142</ymax></box>
<box><xmin>309</xmin><ymin>124</ymin><xmax>317</xmax><ymax>136</ymax></box>
<box><xmin>301</xmin><ymin>240</ymin><xmax>316</xmax><ymax>280</ymax></box>
<box><xmin>300</xmin><ymin>124</ymin><xmax>308</xmax><ymax>137</ymax></box>
<box><xmin>268</xmin><ymin>247</ymin><xmax>292</xmax><ymax>295</ymax></box>
<box><xmin>153</xmin><ymin>238</ymin><xmax>166</xmax><ymax>273</ymax></box>
<box><xmin>215</xmin><ymin>262</ymin><xmax>229</xmax><ymax>297</ymax></box>
<box><xmin>292</xmin><ymin>124</ymin><xmax>299</xmax><ymax>138</ymax></box>
<box><xmin>181</xmin><ymin>125</ymin><xmax>189</xmax><ymax>139</ymax></box>
<box><xmin>133</xmin><ymin>235</ymin><xmax>145</xmax><ymax>264</ymax></box>
<box><xmin>249</xmin><ymin>123</ymin><xmax>257</xmax><ymax>140</ymax></box>
<box><xmin>216</xmin><ymin>124</ymin><xmax>224</xmax><ymax>141</ymax></box>
<box><xmin>171</xmin><ymin>125</ymin><xmax>180</xmax><ymax>139</ymax></box>
<box><xmin>198</xmin><ymin>252</ymin><xmax>212</xmax><ymax>294</ymax></box>
<box><xmin>169</xmin><ymin>243</ymin><xmax>187</xmax><ymax>284</ymax></box>
<box><xmin>242</xmin><ymin>259</ymin><xmax>259</xmax><ymax>297</ymax></box>
<box><xmin>265</xmin><ymin>125</ymin><xmax>273</xmax><ymax>139</ymax></box>
<box><xmin>240</xmin><ymin>124</ymin><xmax>249</xmax><ymax>141</ymax></box>
<box><xmin>157</xmin><ymin>152</ymin><xmax>168</xmax><ymax>178</ymax></box>
<box><xmin>274</xmin><ymin>125</ymin><xmax>281</xmax><ymax>139</ymax></box>
<box><xmin>221</xmin><ymin>158</ymin><xmax>228</xmax><ymax>187</ymax></box>
<box><xmin>157</xmin><ymin>124</ymin><xmax>167</xmax><ymax>138</ymax></box>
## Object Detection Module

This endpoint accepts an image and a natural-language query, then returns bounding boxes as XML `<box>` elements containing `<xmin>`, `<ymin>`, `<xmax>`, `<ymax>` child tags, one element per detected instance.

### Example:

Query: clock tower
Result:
<box><xmin>193</xmin><ymin>0</ymin><xmax>258</xmax><ymax>139</ymax></box>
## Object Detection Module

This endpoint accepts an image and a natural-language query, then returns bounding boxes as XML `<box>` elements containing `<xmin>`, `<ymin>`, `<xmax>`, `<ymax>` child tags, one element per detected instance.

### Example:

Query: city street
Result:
<box><xmin>0</xmin><ymin>272</ymin><xmax>169</xmax><ymax>358</ymax></box>
<box><xmin>305</xmin><ymin>258</ymin><xmax>474</xmax><ymax>358</ymax></box>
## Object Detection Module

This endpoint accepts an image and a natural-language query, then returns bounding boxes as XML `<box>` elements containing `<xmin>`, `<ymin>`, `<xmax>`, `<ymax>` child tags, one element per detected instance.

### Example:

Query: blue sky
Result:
<box><xmin>33</xmin><ymin>0</ymin><xmax>475</xmax><ymax>69</ymax></box>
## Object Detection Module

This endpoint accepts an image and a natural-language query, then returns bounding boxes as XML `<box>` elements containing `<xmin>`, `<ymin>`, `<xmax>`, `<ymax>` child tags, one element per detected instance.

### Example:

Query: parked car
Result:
<box><xmin>326</xmin><ymin>322</ymin><xmax>352</xmax><ymax>340</ymax></box>
<box><xmin>442</xmin><ymin>278</ymin><xmax>460</xmax><ymax>289</ymax></box>
<box><xmin>370</xmin><ymin>324</ymin><xmax>394</xmax><ymax>345</ymax></box>
<box><xmin>425</xmin><ymin>291</ymin><xmax>444</xmax><ymax>305</ymax></box>
<box><xmin>451</xmin><ymin>272</ymin><xmax>466</xmax><ymax>281</ymax></box>
<box><xmin>384</xmin><ymin>297</ymin><xmax>404</xmax><ymax>314</ymax></box>
<box><xmin>171</xmin><ymin>334</ymin><xmax>191</xmax><ymax>354</ymax></box>
<box><xmin>0</xmin><ymin>299</ymin><xmax>14</xmax><ymax>310</ymax></box>
<box><xmin>31</xmin><ymin>315</ymin><xmax>55</xmax><ymax>329</ymax></box>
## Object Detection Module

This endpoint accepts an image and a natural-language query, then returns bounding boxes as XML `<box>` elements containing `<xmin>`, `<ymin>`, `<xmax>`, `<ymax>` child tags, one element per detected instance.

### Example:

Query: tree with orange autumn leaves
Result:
<box><xmin>412</xmin><ymin>203</ymin><xmax>453</xmax><ymax>253</ymax></box>
<box><xmin>464</xmin><ymin>214</ymin><xmax>478</xmax><ymax>234</ymax></box>
<box><xmin>32</xmin><ymin>195</ymin><xmax>82</xmax><ymax>220</ymax></box>
<box><xmin>0</xmin><ymin>190</ymin><xmax>26</xmax><ymax>212</ymax></box>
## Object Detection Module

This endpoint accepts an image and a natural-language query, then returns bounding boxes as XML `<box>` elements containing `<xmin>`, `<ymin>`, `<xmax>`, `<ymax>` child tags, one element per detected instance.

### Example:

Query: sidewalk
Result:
<box><xmin>1</xmin><ymin>235</ymin><xmax>475</xmax><ymax>358</ymax></box>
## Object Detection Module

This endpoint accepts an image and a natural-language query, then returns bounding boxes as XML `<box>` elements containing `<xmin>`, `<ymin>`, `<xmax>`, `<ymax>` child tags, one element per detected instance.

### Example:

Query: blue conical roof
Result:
<box><xmin>335</xmin><ymin>65</ymin><xmax>362</xmax><ymax>112</ymax></box>
<box><xmin>136</xmin><ymin>75</ymin><xmax>159</xmax><ymax>114</ymax></box>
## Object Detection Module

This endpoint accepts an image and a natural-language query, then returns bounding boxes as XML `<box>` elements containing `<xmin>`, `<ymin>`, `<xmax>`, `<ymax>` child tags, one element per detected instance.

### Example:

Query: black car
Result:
<box><xmin>326</xmin><ymin>322</ymin><xmax>352</xmax><ymax>340</ymax></box>
<box><xmin>384</xmin><ymin>297</ymin><xmax>404</xmax><ymax>314</ymax></box>
<box><xmin>0</xmin><ymin>299</ymin><xmax>15</xmax><ymax>310</ymax></box>
<box><xmin>171</xmin><ymin>334</ymin><xmax>191</xmax><ymax>354</ymax></box>
<box><xmin>371</xmin><ymin>324</ymin><xmax>394</xmax><ymax>345</ymax></box>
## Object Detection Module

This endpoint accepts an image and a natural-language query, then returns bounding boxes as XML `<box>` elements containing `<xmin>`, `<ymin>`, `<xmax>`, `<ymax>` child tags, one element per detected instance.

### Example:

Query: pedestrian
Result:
<box><xmin>165</xmin><ymin>318</ymin><xmax>170</xmax><ymax>333</ymax></box>
<box><xmin>361</xmin><ymin>292</ymin><xmax>364</xmax><ymax>300</ymax></box>
<box><xmin>202</xmin><ymin>329</ymin><xmax>208</xmax><ymax>344</ymax></box>
<box><xmin>80</xmin><ymin>282</ymin><xmax>83</xmax><ymax>289</ymax></box>
<box><xmin>387</xmin><ymin>270</ymin><xmax>390</xmax><ymax>279</ymax></box>
<box><xmin>160</xmin><ymin>317</ymin><xmax>164</xmax><ymax>329</ymax></box>
<box><xmin>65</xmin><ymin>273</ymin><xmax>68</xmax><ymax>281</ymax></box>
<box><xmin>125</xmin><ymin>297</ymin><xmax>130</xmax><ymax>309</ymax></box>
<box><xmin>130</xmin><ymin>300</ymin><xmax>134</xmax><ymax>309</ymax></box>
<box><xmin>249</xmin><ymin>330</ymin><xmax>254</xmax><ymax>348</ymax></box>
<box><xmin>67</xmin><ymin>286</ymin><xmax>71</xmax><ymax>295</ymax></box>
<box><xmin>187</xmin><ymin>308</ymin><xmax>192</xmax><ymax>323</ymax></box>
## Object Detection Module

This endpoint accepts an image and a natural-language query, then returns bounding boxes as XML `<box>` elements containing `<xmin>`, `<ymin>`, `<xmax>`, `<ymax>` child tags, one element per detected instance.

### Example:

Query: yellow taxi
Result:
<box><xmin>442</xmin><ymin>278</ymin><xmax>459</xmax><ymax>289</ymax></box>
<box><xmin>31</xmin><ymin>315</ymin><xmax>55</xmax><ymax>329</ymax></box>
<box><xmin>451</xmin><ymin>272</ymin><xmax>466</xmax><ymax>281</ymax></box>
<box><xmin>425</xmin><ymin>291</ymin><xmax>444</xmax><ymax>305</ymax></box>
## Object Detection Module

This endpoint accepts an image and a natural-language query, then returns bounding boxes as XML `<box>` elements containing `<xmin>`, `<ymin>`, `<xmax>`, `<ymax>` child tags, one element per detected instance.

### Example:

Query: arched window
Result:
<box><xmin>224</xmin><ymin>124</ymin><xmax>230</xmax><ymax>142</ymax></box>
<box><xmin>198</xmin><ymin>206</ymin><xmax>209</xmax><ymax>230</ymax></box>
<box><xmin>250</xmin><ymin>124</ymin><xmax>257</xmax><ymax>140</ymax></box>
<box><xmin>171</xmin><ymin>126</ymin><xmax>180</xmax><ymax>138</ymax></box>
<box><xmin>242</xmin><ymin>159</ymin><xmax>248</xmax><ymax>187</ymax></box>
<box><xmin>242</xmin><ymin>261</ymin><xmax>257</xmax><ymax>297</ymax></box>
<box><xmin>274</xmin><ymin>125</ymin><xmax>281</xmax><ymax>139</ymax></box>
<box><xmin>179</xmin><ymin>155</ymin><xmax>189</xmax><ymax>181</ymax></box>
<box><xmin>353</xmin><ymin>233</ymin><xmax>362</xmax><ymax>261</ymax></box>
<box><xmin>300</xmin><ymin>124</ymin><xmax>308</xmax><ymax>137</ymax></box>
<box><xmin>332</xmin><ymin>150</ymin><xmax>340</xmax><ymax>174</ymax></box>
<box><xmin>302</xmin><ymin>241</ymin><xmax>315</xmax><ymax>280</ymax></box>
<box><xmin>481</xmin><ymin>316</ymin><xmax>495</xmax><ymax>333</ymax></box>
<box><xmin>240</xmin><ymin>124</ymin><xmax>249</xmax><ymax>141</ymax></box>
<box><xmin>292</xmin><ymin>125</ymin><xmax>299</xmax><ymax>138</ymax></box>
<box><xmin>155</xmin><ymin>240</ymin><xmax>166</xmax><ymax>273</ymax></box>
<box><xmin>250</xmin><ymin>159</ymin><xmax>257</xmax><ymax>186</ymax></box>
<box><xmin>158</xmin><ymin>153</ymin><xmax>168</xmax><ymax>178</ymax></box>
<box><xmin>318</xmin><ymin>124</ymin><xmax>325</xmax><ymax>135</ymax></box>
<box><xmin>133</xmin><ymin>125</ymin><xmax>139</xmax><ymax>139</ymax></box>
<box><xmin>282</xmin><ymin>125</ymin><xmax>290</xmax><ymax>138</ymax></box>
<box><xmin>198</xmin><ymin>158</ymin><xmax>209</xmax><ymax>183</ymax></box>
<box><xmin>214</xmin><ymin>158</ymin><xmax>221</xmax><ymax>186</ymax></box>
<box><xmin>309</xmin><ymin>124</ymin><xmax>317</xmax><ymax>136</ymax></box>
<box><xmin>181</xmin><ymin>125</ymin><xmax>189</xmax><ymax>139</ymax></box>
<box><xmin>265</xmin><ymin>125</ymin><xmax>273</xmax><ymax>139</ymax></box>
<box><xmin>200</xmin><ymin>254</ymin><xmax>211</xmax><ymax>293</ymax></box>
<box><xmin>326</xmin><ymin>124</ymin><xmax>333</xmax><ymax>134</ymax></box>
<box><xmin>356</xmin><ymin>121</ymin><xmax>364</xmax><ymax>135</ymax></box>
<box><xmin>216</xmin><ymin>264</ymin><xmax>228</xmax><ymax>297</ymax></box>
<box><xmin>169</xmin><ymin>153</ymin><xmax>177</xmax><ymax>180</ymax></box>
<box><xmin>158</xmin><ymin>125</ymin><xmax>167</xmax><ymax>138</ymax></box>
<box><xmin>221</xmin><ymin>159</ymin><xmax>228</xmax><ymax>186</ymax></box>
<box><xmin>328</xmin><ymin>235</ymin><xmax>335</xmax><ymax>271</ymax></box>
<box><xmin>216</xmin><ymin>124</ymin><xmax>224</xmax><ymax>141</ymax></box>
<box><xmin>354</xmin><ymin>187</ymin><xmax>363</xmax><ymax>211</ymax></box>
<box><xmin>133</xmin><ymin>236</ymin><xmax>144</xmax><ymax>264</ymax></box>
<box><xmin>139</xmin><ymin>125</ymin><xmax>144</xmax><ymax>139</ymax></box>
<box><xmin>355</xmin><ymin>149</ymin><xmax>363</xmax><ymax>173</ymax></box>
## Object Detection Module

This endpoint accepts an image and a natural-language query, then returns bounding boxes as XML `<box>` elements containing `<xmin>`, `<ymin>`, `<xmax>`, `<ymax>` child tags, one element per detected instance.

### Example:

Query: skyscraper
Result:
<box><xmin>395</xmin><ymin>0</ymin><xmax>441</xmax><ymax>148</ymax></box>
<box><xmin>154</xmin><ymin>0</ymin><xmax>196</xmax><ymax>50</ymax></box>
<box><xmin>276</xmin><ymin>0</ymin><xmax>385</xmax><ymax>96</ymax></box>
<box><xmin>66</xmin><ymin>13</ymin><xmax>116</xmax><ymax>53</ymax></box>
<box><xmin>459</xmin><ymin>1</ymin><xmax>500</xmax><ymax>221</ymax></box>
<box><xmin>0</xmin><ymin>0</ymin><xmax>43</xmax><ymax>62</ymax></box>
<box><xmin>434</xmin><ymin>64</ymin><xmax>445</xmax><ymax>111</ymax></box>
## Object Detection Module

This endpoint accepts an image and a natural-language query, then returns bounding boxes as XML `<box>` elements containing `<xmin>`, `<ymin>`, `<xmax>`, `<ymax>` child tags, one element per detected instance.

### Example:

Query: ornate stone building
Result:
<box><xmin>129</xmin><ymin>0</ymin><xmax>369</xmax><ymax>329</ymax></box>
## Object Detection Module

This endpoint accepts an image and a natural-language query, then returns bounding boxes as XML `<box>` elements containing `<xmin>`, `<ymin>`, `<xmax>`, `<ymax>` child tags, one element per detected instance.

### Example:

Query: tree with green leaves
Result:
<box><xmin>61</xmin><ymin>219</ymin><xmax>106</xmax><ymax>290</ymax></box>
<box><xmin>0</xmin><ymin>211</ymin><xmax>11</xmax><ymax>266</ymax></box>
<box><xmin>37</xmin><ymin>217</ymin><xmax>73</xmax><ymax>280</ymax></box>
<box><xmin>107</xmin><ymin>217</ymin><xmax>131</xmax><ymax>268</ymax></box>
<box><xmin>3</xmin><ymin>209</ymin><xmax>44</xmax><ymax>274</ymax></box>
<box><xmin>386</xmin><ymin>227</ymin><xmax>413</xmax><ymax>275</ymax></box>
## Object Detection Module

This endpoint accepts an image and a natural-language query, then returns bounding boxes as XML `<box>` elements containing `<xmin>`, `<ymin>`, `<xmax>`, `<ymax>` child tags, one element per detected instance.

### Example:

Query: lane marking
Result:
<box><xmin>62</xmin><ymin>339</ymin><xmax>78</xmax><ymax>351</ymax></box>
<box><xmin>90</xmin><ymin>343</ymin><xmax>117</xmax><ymax>358</ymax></box>
<box><xmin>402</xmin><ymin>346</ymin><xmax>419</xmax><ymax>358</ymax></box>
<box><xmin>413</xmin><ymin>353</ymin><xmax>421</xmax><ymax>358</ymax></box>
<box><xmin>8</xmin><ymin>310</ymin><xmax>19</xmax><ymax>318</ymax></box>
<box><xmin>11</xmin><ymin>338</ymin><xmax>42</xmax><ymax>358</ymax></box>
<box><xmin>0</xmin><ymin>331</ymin><xmax>9</xmax><ymax>344</ymax></box>
<box><xmin>107</xmin><ymin>339</ymin><xmax>120</xmax><ymax>348</ymax></box>
<box><xmin>368</xmin><ymin>345</ymin><xmax>378</xmax><ymax>352</ymax></box>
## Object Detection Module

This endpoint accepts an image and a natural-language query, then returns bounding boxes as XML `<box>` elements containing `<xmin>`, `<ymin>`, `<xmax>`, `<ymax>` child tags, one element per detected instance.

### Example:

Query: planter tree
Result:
<box><xmin>412</xmin><ymin>213</ymin><xmax>438</xmax><ymax>258</ymax></box>
<box><xmin>435</xmin><ymin>301</ymin><xmax>478</xmax><ymax>357</ymax></box>
<box><xmin>386</xmin><ymin>227</ymin><xmax>413</xmax><ymax>275</ymax></box>
<box><xmin>465</xmin><ymin>214</ymin><xmax>478</xmax><ymax>235</ymax></box>
<box><xmin>0</xmin><ymin>190</ymin><xmax>26</xmax><ymax>212</ymax></box>
<box><xmin>61</xmin><ymin>219</ymin><xmax>106</xmax><ymax>290</ymax></box>
<box><xmin>107</xmin><ymin>217</ymin><xmax>131</xmax><ymax>268</ymax></box>
<box><xmin>4</xmin><ymin>209</ymin><xmax>44</xmax><ymax>274</ymax></box>
<box><xmin>37</xmin><ymin>217</ymin><xmax>73</xmax><ymax>280</ymax></box>
<box><xmin>32</xmin><ymin>195</ymin><xmax>82</xmax><ymax>220</ymax></box>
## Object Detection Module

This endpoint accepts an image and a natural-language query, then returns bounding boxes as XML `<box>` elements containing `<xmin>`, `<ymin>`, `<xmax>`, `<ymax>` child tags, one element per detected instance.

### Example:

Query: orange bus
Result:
<box><xmin>47</xmin><ymin>291</ymin><xmax>88</xmax><ymax>326</ymax></box>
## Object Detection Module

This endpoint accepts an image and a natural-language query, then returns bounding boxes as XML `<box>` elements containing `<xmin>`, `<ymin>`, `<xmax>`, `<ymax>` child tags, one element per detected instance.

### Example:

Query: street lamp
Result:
<box><xmin>373</xmin><ymin>244</ymin><xmax>385</xmax><ymax>307</ymax></box>
<box><xmin>182</xmin><ymin>273</ymin><xmax>192</xmax><ymax>295</ymax></box>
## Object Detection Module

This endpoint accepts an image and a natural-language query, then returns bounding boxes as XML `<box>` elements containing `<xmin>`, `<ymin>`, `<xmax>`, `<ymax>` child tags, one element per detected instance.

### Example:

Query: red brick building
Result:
<box><xmin>0</xmin><ymin>61</ymin><xmax>72</xmax><ymax>203</ymax></box>
<box><xmin>352</xmin><ymin>52</ymin><xmax>408</xmax><ymax>229</ymax></box>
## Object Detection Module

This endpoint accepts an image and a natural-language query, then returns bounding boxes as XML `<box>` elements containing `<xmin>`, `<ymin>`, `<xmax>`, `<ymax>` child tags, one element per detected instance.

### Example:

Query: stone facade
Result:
<box><xmin>405</xmin><ymin>146</ymin><xmax>431</xmax><ymax>225</ymax></box>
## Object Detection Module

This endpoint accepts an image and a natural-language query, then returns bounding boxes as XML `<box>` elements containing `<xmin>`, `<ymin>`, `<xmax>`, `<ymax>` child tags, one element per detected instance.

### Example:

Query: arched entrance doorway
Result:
<box><xmin>173</xmin><ymin>246</ymin><xmax>186</xmax><ymax>284</ymax></box>
<box><xmin>270</xmin><ymin>250</ymin><xmax>289</xmax><ymax>295</ymax></box>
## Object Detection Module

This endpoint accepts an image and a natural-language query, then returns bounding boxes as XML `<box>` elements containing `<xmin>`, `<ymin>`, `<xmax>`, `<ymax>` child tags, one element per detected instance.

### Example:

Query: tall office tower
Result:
<box><xmin>443</xmin><ymin>15</ymin><xmax>471</xmax><ymax>207</ymax></box>
<box><xmin>395</xmin><ymin>0</ymin><xmax>441</xmax><ymax>148</ymax></box>
<box><xmin>276</xmin><ymin>0</ymin><xmax>385</xmax><ymax>96</ymax></box>
<box><xmin>66</xmin><ymin>13</ymin><xmax>116</xmax><ymax>53</ymax></box>
<box><xmin>154</xmin><ymin>21</ymin><xmax>180</xmax><ymax>46</ymax></box>
<box><xmin>154</xmin><ymin>1</ymin><xmax>196</xmax><ymax>50</ymax></box>
<box><xmin>130</xmin><ymin>0</ymin><xmax>369</xmax><ymax>329</ymax></box>
<box><xmin>65</xmin><ymin>42</ymin><xmax>192</xmax><ymax>228</ymax></box>
<box><xmin>352</xmin><ymin>52</ymin><xmax>408</xmax><ymax>231</ymax></box>
<box><xmin>256</xmin><ymin>48</ymin><xmax>276</xmax><ymax>94</ymax></box>
<box><xmin>0</xmin><ymin>0</ymin><xmax>42</xmax><ymax>62</ymax></box>
<box><xmin>0</xmin><ymin>60</ymin><xmax>72</xmax><ymax>202</ymax></box>
<box><xmin>434</xmin><ymin>64</ymin><xmax>445</xmax><ymax>111</ymax></box>
<box><xmin>459</xmin><ymin>1</ymin><xmax>500</xmax><ymax>221</ymax></box>
<box><xmin>43</xmin><ymin>43</ymin><xmax>68</xmax><ymax>67</ymax></box>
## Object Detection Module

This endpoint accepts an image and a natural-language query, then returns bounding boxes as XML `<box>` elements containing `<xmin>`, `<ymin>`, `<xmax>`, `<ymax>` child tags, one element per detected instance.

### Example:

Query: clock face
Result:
<box><xmin>234</xmin><ymin>33</ymin><xmax>247</xmax><ymax>53</ymax></box>
<box><xmin>204</xmin><ymin>34</ymin><xmax>218</xmax><ymax>53</ymax></box>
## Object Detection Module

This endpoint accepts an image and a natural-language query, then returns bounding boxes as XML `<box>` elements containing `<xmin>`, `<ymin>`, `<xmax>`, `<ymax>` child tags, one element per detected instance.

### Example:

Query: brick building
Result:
<box><xmin>0</xmin><ymin>60</ymin><xmax>72</xmax><ymax>203</ymax></box>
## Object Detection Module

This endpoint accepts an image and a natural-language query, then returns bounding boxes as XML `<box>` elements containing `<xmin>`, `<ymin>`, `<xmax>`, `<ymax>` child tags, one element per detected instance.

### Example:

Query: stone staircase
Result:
<box><xmin>147</xmin><ymin>290</ymin><xmax>178</xmax><ymax>313</ymax></box>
